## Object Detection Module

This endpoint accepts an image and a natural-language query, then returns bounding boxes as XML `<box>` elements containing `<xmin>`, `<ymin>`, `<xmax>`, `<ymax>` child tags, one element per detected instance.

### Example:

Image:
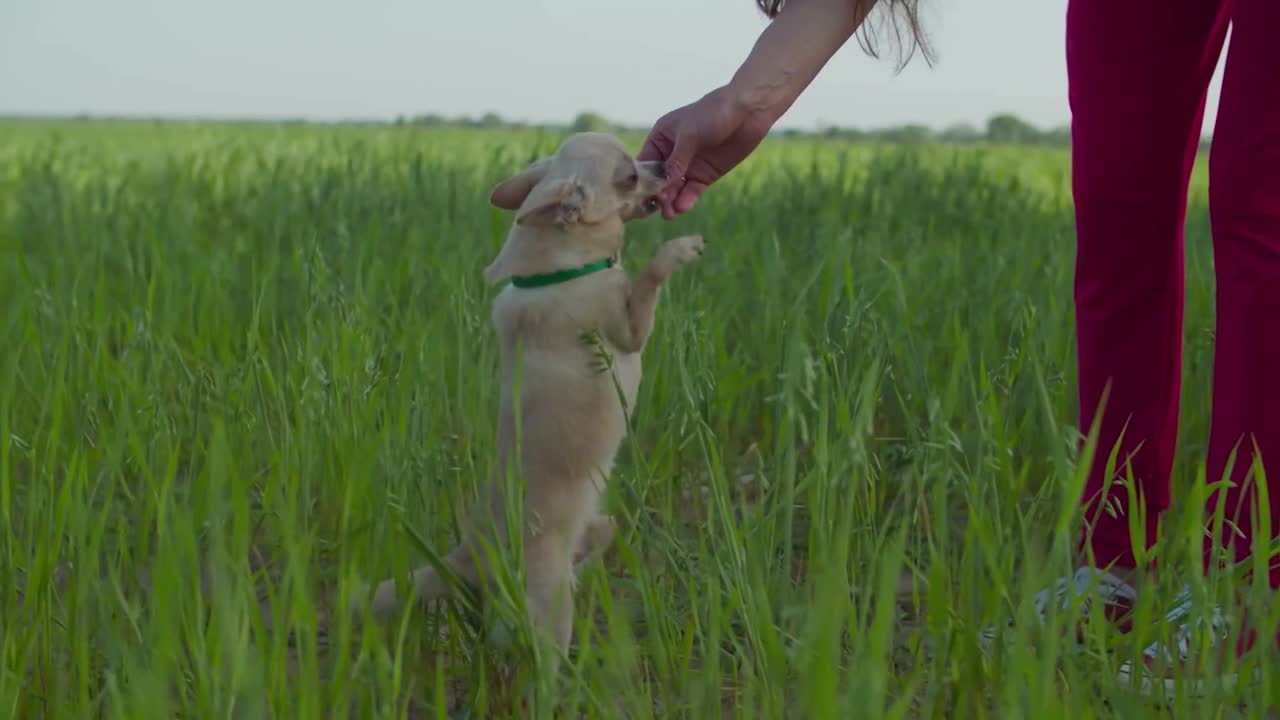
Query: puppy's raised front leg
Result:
<box><xmin>606</xmin><ymin>235</ymin><xmax>704</xmax><ymax>353</ymax></box>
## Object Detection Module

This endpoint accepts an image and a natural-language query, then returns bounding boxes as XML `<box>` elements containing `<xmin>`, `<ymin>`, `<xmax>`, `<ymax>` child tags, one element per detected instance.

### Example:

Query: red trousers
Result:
<box><xmin>1069</xmin><ymin>0</ymin><xmax>1280</xmax><ymax>584</ymax></box>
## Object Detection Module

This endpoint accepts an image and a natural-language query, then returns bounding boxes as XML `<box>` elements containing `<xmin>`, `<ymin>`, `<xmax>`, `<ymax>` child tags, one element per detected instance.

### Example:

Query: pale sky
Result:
<box><xmin>0</xmin><ymin>0</ymin><xmax>1226</xmax><ymax>136</ymax></box>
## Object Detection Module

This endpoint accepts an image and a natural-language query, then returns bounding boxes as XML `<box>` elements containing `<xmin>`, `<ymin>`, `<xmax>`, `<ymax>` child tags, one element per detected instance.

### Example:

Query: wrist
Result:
<box><xmin>724</xmin><ymin>71</ymin><xmax>794</xmax><ymax>127</ymax></box>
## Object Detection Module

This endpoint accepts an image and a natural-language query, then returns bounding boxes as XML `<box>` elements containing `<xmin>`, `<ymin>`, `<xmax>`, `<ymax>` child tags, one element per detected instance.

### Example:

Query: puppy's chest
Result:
<box><xmin>494</xmin><ymin>286</ymin><xmax>626</xmax><ymax>354</ymax></box>
<box><xmin>493</xmin><ymin>285</ymin><xmax>643</xmax><ymax>409</ymax></box>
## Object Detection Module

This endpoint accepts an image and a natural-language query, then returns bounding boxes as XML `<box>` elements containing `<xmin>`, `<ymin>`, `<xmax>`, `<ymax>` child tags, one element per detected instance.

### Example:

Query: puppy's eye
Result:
<box><xmin>624</xmin><ymin>171</ymin><xmax>639</xmax><ymax>186</ymax></box>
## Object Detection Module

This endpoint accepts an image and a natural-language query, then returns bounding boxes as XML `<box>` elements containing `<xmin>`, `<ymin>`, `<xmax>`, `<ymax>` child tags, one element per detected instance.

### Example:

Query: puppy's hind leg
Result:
<box><xmin>523</xmin><ymin>531</ymin><xmax>577</xmax><ymax>655</ymax></box>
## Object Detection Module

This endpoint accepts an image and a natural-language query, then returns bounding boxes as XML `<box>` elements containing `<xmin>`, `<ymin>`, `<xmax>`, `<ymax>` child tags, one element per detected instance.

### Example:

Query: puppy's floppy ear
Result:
<box><xmin>515</xmin><ymin>178</ymin><xmax>588</xmax><ymax>227</ymax></box>
<box><xmin>490</xmin><ymin>158</ymin><xmax>551</xmax><ymax>210</ymax></box>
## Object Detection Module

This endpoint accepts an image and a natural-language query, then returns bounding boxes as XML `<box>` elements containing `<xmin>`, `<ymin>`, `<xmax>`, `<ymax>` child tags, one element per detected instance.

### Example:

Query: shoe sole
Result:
<box><xmin>1117</xmin><ymin>660</ymin><xmax>1241</xmax><ymax>698</ymax></box>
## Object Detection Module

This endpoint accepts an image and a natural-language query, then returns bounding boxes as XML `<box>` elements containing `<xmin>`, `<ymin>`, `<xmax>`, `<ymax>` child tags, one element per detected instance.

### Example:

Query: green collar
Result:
<box><xmin>510</xmin><ymin>257</ymin><xmax>614</xmax><ymax>289</ymax></box>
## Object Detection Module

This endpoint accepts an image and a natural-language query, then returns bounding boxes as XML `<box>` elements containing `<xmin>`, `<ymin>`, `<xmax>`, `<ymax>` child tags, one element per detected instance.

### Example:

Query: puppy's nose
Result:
<box><xmin>642</xmin><ymin>161</ymin><xmax>667</xmax><ymax>180</ymax></box>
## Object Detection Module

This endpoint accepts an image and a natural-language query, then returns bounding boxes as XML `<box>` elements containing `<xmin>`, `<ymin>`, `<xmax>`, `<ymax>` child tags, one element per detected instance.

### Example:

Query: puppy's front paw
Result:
<box><xmin>660</xmin><ymin>235</ymin><xmax>705</xmax><ymax>269</ymax></box>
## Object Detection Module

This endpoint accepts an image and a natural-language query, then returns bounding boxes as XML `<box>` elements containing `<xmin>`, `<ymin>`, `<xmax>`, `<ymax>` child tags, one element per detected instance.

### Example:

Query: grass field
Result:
<box><xmin>1</xmin><ymin>119</ymin><xmax>1275</xmax><ymax>718</ymax></box>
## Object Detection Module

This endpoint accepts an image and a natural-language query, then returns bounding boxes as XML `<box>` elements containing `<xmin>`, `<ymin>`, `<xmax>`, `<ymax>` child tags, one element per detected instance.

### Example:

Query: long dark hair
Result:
<box><xmin>755</xmin><ymin>0</ymin><xmax>934</xmax><ymax>71</ymax></box>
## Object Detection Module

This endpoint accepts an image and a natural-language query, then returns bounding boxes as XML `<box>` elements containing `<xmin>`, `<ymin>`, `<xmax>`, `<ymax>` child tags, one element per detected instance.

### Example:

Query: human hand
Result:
<box><xmin>638</xmin><ymin>86</ymin><xmax>776</xmax><ymax>219</ymax></box>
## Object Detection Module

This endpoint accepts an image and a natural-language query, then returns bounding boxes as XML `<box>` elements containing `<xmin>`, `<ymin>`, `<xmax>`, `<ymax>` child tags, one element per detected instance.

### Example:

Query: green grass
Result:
<box><xmin>1</xmin><ymin>119</ymin><xmax>1275</xmax><ymax>718</ymax></box>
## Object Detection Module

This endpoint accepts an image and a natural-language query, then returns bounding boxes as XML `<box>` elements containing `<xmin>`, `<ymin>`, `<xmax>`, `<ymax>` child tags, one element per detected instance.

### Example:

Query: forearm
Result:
<box><xmin>727</xmin><ymin>0</ymin><xmax>875</xmax><ymax>123</ymax></box>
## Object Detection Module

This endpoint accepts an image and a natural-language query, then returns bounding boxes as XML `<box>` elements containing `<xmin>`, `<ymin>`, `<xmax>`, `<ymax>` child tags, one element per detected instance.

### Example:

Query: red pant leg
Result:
<box><xmin>1202</xmin><ymin>0</ymin><xmax>1280</xmax><ymax>588</ymax></box>
<box><xmin>1067</xmin><ymin>0</ymin><xmax>1231</xmax><ymax>569</ymax></box>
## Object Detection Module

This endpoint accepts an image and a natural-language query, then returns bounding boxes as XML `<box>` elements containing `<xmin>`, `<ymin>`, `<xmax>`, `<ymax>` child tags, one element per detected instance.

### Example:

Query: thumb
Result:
<box><xmin>637</xmin><ymin>127</ymin><xmax>667</xmax><ymax>162</ymax></box>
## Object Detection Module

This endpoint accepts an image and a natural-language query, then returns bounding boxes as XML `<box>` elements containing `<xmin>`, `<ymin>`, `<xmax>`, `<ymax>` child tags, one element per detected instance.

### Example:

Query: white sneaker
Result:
<box><xmin>1116</xmin><ymin>587</ymin><xmax>1239</xmax><ymax>697</ymax></box>
<box><xmin>980</xmin><ymin>566</ymin><xmax>1139</xmax><ymax>652</ymax></box>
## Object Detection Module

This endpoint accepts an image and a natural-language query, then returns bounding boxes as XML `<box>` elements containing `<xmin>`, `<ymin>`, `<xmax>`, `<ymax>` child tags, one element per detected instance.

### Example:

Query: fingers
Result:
<box><xmin>653</xmin><ymin>130</ymin><xmax>697</xmax><ymax>219</ymax></box>
<box><xmin>656</xmin><ymin>178</ymin><xmax>704</xmax><ymax>219</ymax></box>
<box><xmin>658</xmin><ymin>187</ymin><xmax>679</xmax><ymax>220</ymax></box>
<box><xmin>637</xmin><ymin>112</ymin><xmax>705</xmax><ymax>219</ymax></box>
<box><xmin>639</xmin><ymin>127</ymin><xmax>685</xmax><ymax>217</ymax></box>
<box><xmin>663</xmin><ymin>130</ymin><xmax>697</xmax><ymax>191</ymax></box>
<box><xmin>673</xmin><ymin>182</ymin><xmax>706</xmax><ymax>215</ymax></box>
<box><xmin>638</xmin><ymin>111</ymin><xmax>677</xmax><ymax>163</ymax></box>
<box><xmin>658</xmin><ymin>170</ymin><xmax>691</xmax><ymax>219</ymax></box>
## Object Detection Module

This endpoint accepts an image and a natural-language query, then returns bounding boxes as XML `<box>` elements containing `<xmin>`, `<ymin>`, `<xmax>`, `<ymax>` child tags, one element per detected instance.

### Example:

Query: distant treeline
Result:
<box><xmin>400</xmin><ymin>110</ymin><xmax>1213</xmax><ymax>151</ymax></box>
<box><xmin>3</xmin><ymin>111</ymin><xmax>1211</xmax><ymax>151</ymax></box>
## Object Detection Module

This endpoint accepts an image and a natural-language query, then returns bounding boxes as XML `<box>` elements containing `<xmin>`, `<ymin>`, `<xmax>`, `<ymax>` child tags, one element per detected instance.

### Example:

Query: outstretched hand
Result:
<box><xmin>637</xmin><ymin>0</ymin><xmax>888</xmax><ymax>219</ymax></box>
<box><xmin>638</xmin><ymin>86</ymin><xmax>776</xmax><ymax>219</ymax></box>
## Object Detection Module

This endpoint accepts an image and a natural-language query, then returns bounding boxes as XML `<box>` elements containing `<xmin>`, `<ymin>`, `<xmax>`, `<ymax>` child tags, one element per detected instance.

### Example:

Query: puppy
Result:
<box><xmin>359</xmin><ymin>132</ymin><xmax>704</xmax><ymax>654</ymax></box>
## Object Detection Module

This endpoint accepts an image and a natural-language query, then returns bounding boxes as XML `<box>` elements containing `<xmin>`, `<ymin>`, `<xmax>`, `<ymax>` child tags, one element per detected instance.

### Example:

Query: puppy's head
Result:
<box><xmin>491</xmin><ymin>132</ymin><xmax>666</xmax><ymax>227</ymax></box>
<box><xmin>484</xmin><ymin>133</ymin><xmax>666</xmax><ymax>284</ymax></box>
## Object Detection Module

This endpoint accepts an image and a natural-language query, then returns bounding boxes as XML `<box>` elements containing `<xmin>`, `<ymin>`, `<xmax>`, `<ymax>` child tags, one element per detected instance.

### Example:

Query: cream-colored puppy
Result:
<box><xmin>360</xmin><ymin>132</ymin><xmax>703</xmax><ymax>654</ymax></box>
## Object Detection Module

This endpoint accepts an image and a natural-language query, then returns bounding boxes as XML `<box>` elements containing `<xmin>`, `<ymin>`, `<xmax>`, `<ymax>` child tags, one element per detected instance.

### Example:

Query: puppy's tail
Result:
<box><xmin>356</xmin><ymin>544</ymin><xmax>477</xmax><ymax>619</ymax></box>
